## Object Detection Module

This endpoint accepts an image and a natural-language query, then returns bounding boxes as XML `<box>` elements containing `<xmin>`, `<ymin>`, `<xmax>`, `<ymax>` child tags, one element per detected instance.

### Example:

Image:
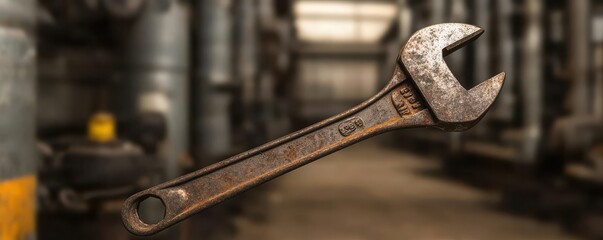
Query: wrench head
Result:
<box><xmin>400</xmin><ymin>23</ymin><xmax>505</xmax><ymax>131</ymax></box>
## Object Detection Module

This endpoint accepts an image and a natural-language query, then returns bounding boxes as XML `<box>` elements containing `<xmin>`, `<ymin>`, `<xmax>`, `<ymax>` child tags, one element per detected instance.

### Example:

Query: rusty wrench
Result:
<box><xmin>122</xmin><ymin>23</ymin><xmax>505</xmax><ymax>235</ymax></box>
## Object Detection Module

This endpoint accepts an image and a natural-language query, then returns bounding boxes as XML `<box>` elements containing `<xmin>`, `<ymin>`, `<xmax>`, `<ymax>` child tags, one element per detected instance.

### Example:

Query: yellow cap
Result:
<box><xmin>88</xmin><ymin>112</ymin><xmax>116</xmax><ymax>143</ymax></box>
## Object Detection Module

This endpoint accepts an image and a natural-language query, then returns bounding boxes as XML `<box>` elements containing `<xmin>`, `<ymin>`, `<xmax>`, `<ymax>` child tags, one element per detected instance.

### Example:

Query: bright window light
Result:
<box><xmin>295</xmin><ymin>1</ymin><xmax>357</xmax><ymax>17</ymax></box>
<box><xmin>295</xmin><ymin>1</ymin><xmax>396</xmax><ymax>19</ymax></box>
<box><xmin>296</xmin><ymin>19</ymin><xmax>356</xmax><ymax>42</ymax></box>
<box><xmin>359</xmin><ymin>19</ymin><xmax>390</xmax><ymax>42</ymax></box>
<box><xmin>358</xmin><ymin>2</ymin><xmax>397</xmax><ymax>18</ymax></box>
<box><xmin>294</xmin><ymin>0</ymin><xmax>397</xmax><ymax>43</ymax></box>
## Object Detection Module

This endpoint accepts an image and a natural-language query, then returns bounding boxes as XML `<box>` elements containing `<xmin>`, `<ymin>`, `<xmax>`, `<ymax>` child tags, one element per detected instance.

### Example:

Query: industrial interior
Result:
<box><xmin>2</xmin><ymin>0</ymin><xmax>603</xmax><ymax>239</ymax></box>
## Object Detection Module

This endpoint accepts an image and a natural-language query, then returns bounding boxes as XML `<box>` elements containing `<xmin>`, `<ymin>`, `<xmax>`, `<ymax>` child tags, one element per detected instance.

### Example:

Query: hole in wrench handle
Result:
<box><xmin>122</xmin><ymin>193</ymin><xmax>164</xmax><ymax>235</ymax></box>
<box><xmin>123</xmin><ymin>186</ymin><xmax>203</xmax><ymax>235</ymax></box>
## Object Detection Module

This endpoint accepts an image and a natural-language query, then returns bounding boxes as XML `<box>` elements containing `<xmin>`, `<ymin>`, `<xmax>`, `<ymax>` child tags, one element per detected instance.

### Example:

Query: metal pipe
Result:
<box><xmin>450</xmin><ymin>0</ymin><xmax>467</xmax><ymax>23</ymax></box>
<box><xmin>473</xmin><ymin>0</ymin><xmax>490</xmax><ymax>87</ymax></box>
<box><xmin>520</xmin><ymin>0</ymin><xmax>543</xmax><ymax>163</ymax></box>
<box><xmin>0</xmin><ymin>0</ymin><xmax>36</xmax><ymax>239</ymax></box>
<box><xmin>493</xmin><ymin>0</ymin><xmax>515</xmax><ymax>121</ymax></box>
<box><xmin>258</xmin><ymin>0</ymin><xmax>280</xmax><ymax>139</ymax></box>
<box><xmin>236</xmin><ymin>0</ymin><xmax>259</xmax><ymax>143</ymax></box>
<box><xmin>398</xmin><ymin>0</ymin><xmax>413</xmax><ymax>42</ymax></box>
<box><xmin>123</xmin><ymin>0</ymin><xmax>190</xmax><ymax>178</ymax></box>
<box><xmin>594</xmin><ymin>45</ymin><xmax>603</xmax><ymax>120</ymax></box>
<box><xmin>430</xmin><ymin>0</ymin><xmax>446</xmax><ymax>24</ymax></box>
<box><xmin>238</xmin><ymin>0</ymin><xmax>258</xmax><ymax>112</ymax></box>
<box><xmin>195</xmin><ymin>0</ymin><xmax>234</xmax><ymax>162</ymax></box>
<box><xmin>568</xmin><ymin>0</ymin><xmax>591</xmax><ymax>115</ymax></box>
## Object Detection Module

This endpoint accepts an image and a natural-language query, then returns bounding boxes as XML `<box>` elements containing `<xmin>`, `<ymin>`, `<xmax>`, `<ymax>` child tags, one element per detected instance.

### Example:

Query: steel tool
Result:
<box><xmin>122</xmin><ymin>23</ymin><xmax>506</xmax><ymax>235</ymax></box>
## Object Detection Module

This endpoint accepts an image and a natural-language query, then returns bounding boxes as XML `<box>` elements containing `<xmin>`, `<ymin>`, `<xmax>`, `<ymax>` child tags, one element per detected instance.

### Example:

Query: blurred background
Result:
<box><xmin>1</xmin><ymin>0</ymin><xmax>603</xmax><ymax>239</ymax></box>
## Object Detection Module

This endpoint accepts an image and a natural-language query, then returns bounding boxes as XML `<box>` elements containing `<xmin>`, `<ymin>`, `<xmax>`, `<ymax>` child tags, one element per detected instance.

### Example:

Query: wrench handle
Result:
<box><xmin>122</xmin><ymin>80</ymin><xmax>433</xmax><ymax>235</ymax></box>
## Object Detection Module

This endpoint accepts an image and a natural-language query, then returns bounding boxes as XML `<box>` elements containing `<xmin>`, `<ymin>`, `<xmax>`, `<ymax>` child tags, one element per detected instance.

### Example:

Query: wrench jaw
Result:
<box><xmin>399</xmin><ymin>23</ymin><xmax>506</xmax><ymax>131</ymax></box>
<box><xmin>453</xmin><ymin>72</ymin><xmax>506</xmax><ymax>130</ymax></box>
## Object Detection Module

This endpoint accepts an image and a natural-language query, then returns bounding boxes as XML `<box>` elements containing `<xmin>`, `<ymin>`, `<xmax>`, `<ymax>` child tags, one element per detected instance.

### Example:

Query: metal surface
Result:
<box><xmin>195</xmin><ymin>0</ymin><xmax>235</xmax><ymax>160</ymax></box>
<box><xmin>400</xmin><ymin>24</ymin><xmax>504</xmax><ymax>130</ymax></box>
<box><xmin>0</xmin><ymin>1</ymin><xmax>36</xmax><ymax>181</ymax></box>
<box><xmin>492</xmin><ymin>0</ymin><xmax>515</xmax><ymax>121</ymax></box>
<box><xmin>447</xmin><ymin>0</ymin><xmax>467</xmax><ymax>152</ymax></box>
<box><xmin>58</xmin><ymin>141</ymin><xmax>145</xmax><ymax>189</ymax></box>
<box><xmin>38</xmin><ymin>139</ymin><xmax>148</xmax><ymax>212</ymax></box>
<box><xmin>397</xmin><ymin>0</ymin><xmax>412</xmax><ymax>42</ymax></box>
<box><xmin>121</xmin><ymin>0</ymin><xmax>189</xmax><ymax>178</ymax></box>
<box><xmin>122</xmin><ymin>23</ymin><xmax>505</xmax><ymax>236</ymax></box>
<box><xmin>472</xmin><ymin>0</ymin><xmax>491</xmax><ymax>91</ymax></box>
<box><xmin>520</xmin><ymin>0</ymin><xmax>543</xmax><ymax>162</ymax></box>
<box><xmin>595</xmin><ymin>44</ymin><xmax>603</xmax><ymax>121</ymax></box>
<box><xmin>237</xmin><ymin>0</ymin><xmax>259</xmax><ymax>119</ymax></box>
<box><xmin>0</xmin><ymin>0</ymin><xmax>36</xmax><ymax>239</ymax></box>
<box><xmin>568</xmin><ymin>0</ymin><xmax>590</xmax><ymax>115</ymax></box>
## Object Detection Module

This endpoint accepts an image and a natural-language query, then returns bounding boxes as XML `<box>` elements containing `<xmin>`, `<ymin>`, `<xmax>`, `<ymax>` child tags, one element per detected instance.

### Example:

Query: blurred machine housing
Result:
<box><xmin>32</xmin><ymin>0</ymin><xmax>293</xmax><ymax>239</ymax></box>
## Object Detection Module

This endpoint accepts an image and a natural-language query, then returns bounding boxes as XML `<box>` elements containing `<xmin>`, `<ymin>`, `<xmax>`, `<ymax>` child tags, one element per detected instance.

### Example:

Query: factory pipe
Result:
<box><xmin>195</xmin><ymin>0</ymin><xmax>235</xmax><ymax>163</ymax></box>
<box><xmin>520</xmin><ymin>0</ymin><xmax>543</xmax><ymax>162</ymax></box>
<box><xmin>0</xmin><ymin>0</ymin><xmax>37</xmax><ymax>239</ymax></box>
<box><xmin>122</xmin><ymin>0</ymin><xmax>190</xmax><ymax>179</ymax></box>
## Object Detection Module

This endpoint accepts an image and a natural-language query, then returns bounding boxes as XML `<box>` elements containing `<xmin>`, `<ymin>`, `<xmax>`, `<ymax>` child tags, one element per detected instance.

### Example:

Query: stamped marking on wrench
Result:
<box><xmin>122</xmin><ymin>23</ymin><xmax>505</xmax><ymax>236</ymax></box>
<box><xmin>338</xmin><ymin>117</ymin><xmax>365</xmax><ymax>136</ymax></box>
<box><xmin>391</xmin><ymin>83</ymin><xmax>426</xmax><ymax>117</ymax></box>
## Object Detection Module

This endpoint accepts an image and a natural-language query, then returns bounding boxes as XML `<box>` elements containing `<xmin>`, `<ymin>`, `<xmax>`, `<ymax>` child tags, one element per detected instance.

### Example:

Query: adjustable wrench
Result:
<box><xmin>122</xmin><ymin>23</ymin><xmax>505</xmax><ymax>235</ymax></box>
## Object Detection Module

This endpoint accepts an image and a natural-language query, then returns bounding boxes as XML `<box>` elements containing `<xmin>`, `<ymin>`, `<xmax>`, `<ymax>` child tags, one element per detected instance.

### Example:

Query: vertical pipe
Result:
<box><xmin>398</xmin><ymin>0</ymin><xmax>413</xmax><ymax>43</ymax></box>
<box><xmin>568</xmin><ymin>0</ymin><xmax>591</xmax><ymax>115</ymax></box>
<box><xmin>258</xmin><ymin>0</ymin><xmax>279</xmax><ymax>139</ymax></box>
<box><xmin>0</xmin><ymin>0</ymin><xmax>36</xmax><ymax>239</ymax></box>
<box><xmin>236</xmin><ymin>0</ymin><xmax>260</xmax><ymax>144</ymax></box>
<box><xmin>238</xmin><ymin>0</ymin><xmax>258</xmax><ymax>119</ymax></box>
<box><xmin>493</xmin><ymin>0</ymin><xmax>515</xmax><ymax>121</ymax></box>
<box><xmin>124</xmin><ymin>1</ymin><xmax>190</xmax><ymax>179</ymax></box>
<box><xmin>594</xmin><ymin>45</ymin><xmax>603</xmax><ymax>120</ymax></box>
<box><xmin>520</xmin><ymin>0</ymin><xmax>542</xmax><ymax>163</ymax></box>
<box><xmin>473</xmin><ymin>0</ymin><xmax>490</xmax><ymax>86</ymax></box>
<box><xmin>450</xmin><ymin>0</ymin><xmax>467</xmax><ymax>23</ymax></box>
<box><xmin>431</xmin><ymin>0</ymin><xmax>446</xmax><ymax>24</ymax></box>
<box><xmin>196</xmin><ymin>0</ymin><xmax>233</xmax><ymax>161</ymax></box>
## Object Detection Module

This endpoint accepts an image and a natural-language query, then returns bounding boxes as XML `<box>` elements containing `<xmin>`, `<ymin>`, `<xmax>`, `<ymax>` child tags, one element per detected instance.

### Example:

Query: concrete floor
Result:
<box><xmin>232</xmin><ymin>138</ymin><xmax>578</xmax><ymax>240</ymax></box>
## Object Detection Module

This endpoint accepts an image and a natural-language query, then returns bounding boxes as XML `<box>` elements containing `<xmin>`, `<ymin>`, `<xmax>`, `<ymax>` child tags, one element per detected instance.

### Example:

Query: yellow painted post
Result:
<box><xmin>0</xmin><ymin>176</ymin><xmax>36</xmax><ymax>240</ymax></box>
<box><xmin>0</xmin><ymin>1</ymin><xmax>37</xmax><ymax>239</ymax></box>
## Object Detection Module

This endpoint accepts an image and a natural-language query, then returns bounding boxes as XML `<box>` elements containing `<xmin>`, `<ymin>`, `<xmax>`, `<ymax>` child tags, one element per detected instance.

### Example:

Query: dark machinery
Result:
<box><xmin>32</xmin><ymin>0</ymin><xmax>293</xmax><ymax>239</ymax></box>
<box><xmin>38</xmin><ymin>112</ymin><xmax>161</xmax><ymax>212</ymax></box>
